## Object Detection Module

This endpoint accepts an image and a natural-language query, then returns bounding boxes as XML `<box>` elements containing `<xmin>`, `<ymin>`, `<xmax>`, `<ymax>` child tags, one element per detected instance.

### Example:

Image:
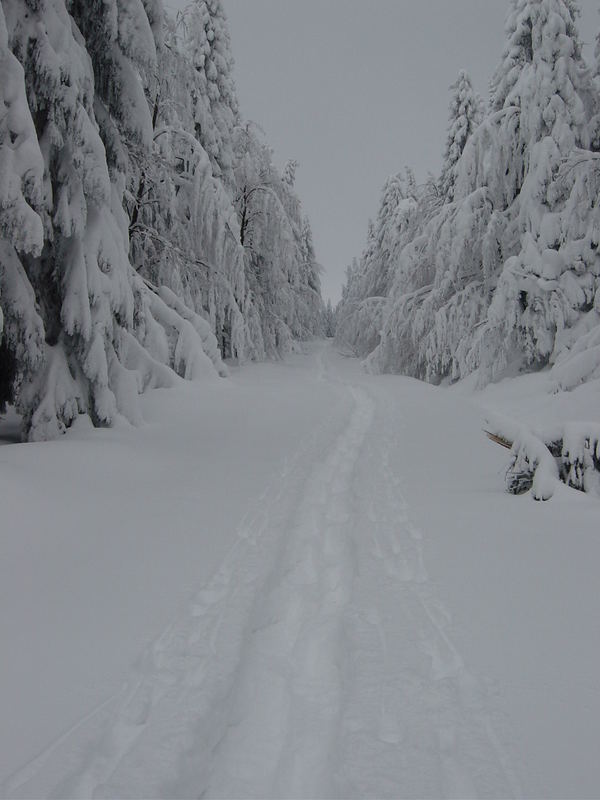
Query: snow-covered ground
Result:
<box><xmin>1</xmin><ymin>342</ymin><xmax>598</xmax><ymax>799</ymax></box>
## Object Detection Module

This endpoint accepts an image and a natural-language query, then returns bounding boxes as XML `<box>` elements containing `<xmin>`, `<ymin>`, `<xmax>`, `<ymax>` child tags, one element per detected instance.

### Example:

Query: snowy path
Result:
<box><xmin>3</xmin><ymin>342</ymin><xmax>600</xmax><ymax>798</ymax></box>
<box><xmin>4</xmin><ymin>344</ymin><xmax>516</xmax><ymax>799</ymax></box>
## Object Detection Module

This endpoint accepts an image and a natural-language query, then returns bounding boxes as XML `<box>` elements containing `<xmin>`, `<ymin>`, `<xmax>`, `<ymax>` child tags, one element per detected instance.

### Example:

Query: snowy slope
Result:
<box><xmin>1</xmin><ymin>343</ymin><xmax>599</xmax><ymax>798</ymax></box>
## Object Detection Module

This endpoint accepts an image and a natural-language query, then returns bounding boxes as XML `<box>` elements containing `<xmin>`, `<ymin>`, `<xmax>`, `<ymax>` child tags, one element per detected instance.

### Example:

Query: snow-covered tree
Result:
<box><xmin>343</xmin><ymin>0</ymin><xmax>600</xmax><ymax>392</ymax></box>
<box><xmin>323</xmin><ymin>299</ymin><xmax>336</xmax><ymax>338</ymax></box>
<box><xmin>372</xmin><ymin>170</ymin><xmax>419</xmax><ymax>297</ymax></box>
<box><xmin>3</xmin><ymin>0</ymin><xmax>145</xmax><ymax>437</ymax></box>
<box><xmin>233</xmin><ymin>124</ymin><xmax>323</xmax><ymax>356</ymax></box>
<box><xmin>125</xmin><ymin>13</ymin><xmax>248</xmax><ymax>361</ymax></box>
<box><xmin>182</xmin><ymin>0</ymin><xmax>239</xmax><ymax>186</ymax></box>
<box><xmin>0</xmin><ymin>2</ymin><xmax>45</xmax><ymax>411</ymax></box>
<box><xmin>125</xmin><ymin>11</ymin><xmax>322</xmax><ymax>364</ymax></box>
<box><xmin>282</xmin><ymin>159</ymin><xmax>298</xmax><ymax>187</ymax></box>
<box><xmin>439</xmin><ymin>70</ymin><xmax>482</xmax><ymax>202</ymax></box>
<box><xmin>0</xmin><ymin>0</ymin><xmax>324</xmax><ymax>439</ymax></box>
<box><xmin>68</xmin><ymin>0</ymin><xmax>158</xmax><ymax>175</ymax></box>
<box><xmin>336</xmin><ymin>171</ymin><xmax>420</xmax><ymax>358</ymax></box>
<box><xmin>480</xmin><ymin>0</ymin><xmax>597</xmax><ymax>381</ymax></box>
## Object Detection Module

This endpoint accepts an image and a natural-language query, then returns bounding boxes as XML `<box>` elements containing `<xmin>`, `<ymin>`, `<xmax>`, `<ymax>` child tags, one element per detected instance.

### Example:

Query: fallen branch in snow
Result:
<box><xmin>484</xmin><ymin>415</ymin><xmax>600</xmax><ymax>500</ymax></box>
<box><xmin>484</xmin><ymin>430</ymin><xmax>513</xmax><ymax>450</ymax></box>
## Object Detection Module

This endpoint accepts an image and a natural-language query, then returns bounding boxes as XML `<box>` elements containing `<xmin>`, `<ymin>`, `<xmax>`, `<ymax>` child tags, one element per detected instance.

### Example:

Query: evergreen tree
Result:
<box><xmin>4</xmin><ymin>0</ymin><xmax>146</xmax><ymax>438</ymax></box>
<box><xmin>439</xmin><ymin>70</ymin><xmax>482</xmax><ymax>202</ymax></box>
<box><xmin>372</xmin><ymin>170</ymin><xmax>418</xmax><ymax>297</ymax></box>
<box><xmin>336</xmin><ymin>171</ymin><xmax>420</xmax><ymax>360</ymax></box>
<box><xmin>0</xmin><ymin>2</ymin><xmax>45</xmax><ymax>411</ymax></box>
<box><xmin>282</xmin><ymin>159</ymin><xmax>299</xmax><ymax>187</ymax></box>
<box><xmin>481</xmin><ymin>0</ymin><xmax>597</xmax><ymax>379</ymax></box>
<box><xmin>68</xmin><ymin>0</ymin><xmax>158</xmax><ymax>175</ymax></box>
<box><xmin>323</xmin><ymin>299</ymin><xmax>336</xmax><ymax>338</ymax></box>
<box><xmin>233</xmin><ymin>126</ymin><xmax>323</xmax><ymax>355</ymax></box>
<box><xmin>183</xmin><ymin>0</ymin><xmax>240</xmax><ymax>186</ymax></box>
<box><xmin>128</xmin><ymin>12</ymin><xmax>248</xmax><ymax>361</ymax></box>
<box><xmin>343</xmin><ymin>0</ymin><xmax>600</xmax><ymax>390</ymax></box>
<box><xmin>0</xmin><ymin>0</ymin><xmax>325</xmax><ymax>439</ymax></box>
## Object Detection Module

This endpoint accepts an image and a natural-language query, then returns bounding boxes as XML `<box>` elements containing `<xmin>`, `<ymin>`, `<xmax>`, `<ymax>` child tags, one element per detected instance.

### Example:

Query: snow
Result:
<box><xmin>337</xmin><ymin>0</ymin><xmax>600</xmax><ymax>394</ymax></box>
<box><xmin>1</xmin><ymin>342</ymin><xmax>599</xmax><ymax>799</ymax></box>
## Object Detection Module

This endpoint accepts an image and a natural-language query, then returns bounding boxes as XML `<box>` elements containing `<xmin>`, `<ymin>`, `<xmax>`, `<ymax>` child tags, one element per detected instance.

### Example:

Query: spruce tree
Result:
<box><xmin>349</xmin><ymin>0</ymin><xmax>600</xmax><ymax>388</ymax></box>
<box><xmin>440</xmin><ymin>70</ymin><xmax>482</xmax><ymax>202</ymax></box>
<box><xmin>183</xmin><ymin>0</ymin><xmax>240</xmax><ymax>186</ymax></box>
<box><xmin>0</xmin><ymin>0</ymin><xmax>325</xmax><ymax>439</ymax></box>
<box><xmin>68</xmin><ymin>0</ymin><xmax>158</xmax><ymax>175</ymax></box>
<box><xmin>0</xmin><ymin>2</ymin><xmax>45</xmax><ymax>412</ymax></box>
<box><xmin>5</xmin><ymin>0</ymin><xmax>144</xmax><ymax>438</ymax></box>
<box><xmin>282</xmin><ymin>159</ymin><xmax>299</xmax><ymax>188</ymax></box>
<box><xmin>482</xmin><ymin>0</ymin><xmax>597</xmax><ymax>378</ymax></box>
<box><xmin>323</xmin><ymin>299</ymin><xmax>336</xmax><ymax>338</ymax></box>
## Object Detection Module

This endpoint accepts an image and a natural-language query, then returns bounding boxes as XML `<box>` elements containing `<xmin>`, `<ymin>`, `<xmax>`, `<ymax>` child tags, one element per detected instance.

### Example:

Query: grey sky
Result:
<box><xmin>166</xmin><ymin>1</ymin><xmax>600</xmax><ymax>303</ymax></box>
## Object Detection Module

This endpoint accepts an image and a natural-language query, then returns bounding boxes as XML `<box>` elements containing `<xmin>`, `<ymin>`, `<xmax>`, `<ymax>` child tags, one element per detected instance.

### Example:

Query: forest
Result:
<box><xmin>337</xmin><ymin>0</ymin><xmax>600</xmax><ymax>398</ymax></box>
<box><xmin>334</xmin><ymin>0</ymin><xmax>600</xmax><ymax>499</ymax></box>
<box><xmin>0</xmin><ymin>0</ymin><xmax>324</xmax><ymax>441</ymax></box>
<box><xmin>1</xmin><ymin>3</ymin><xmax>600</xmax><ymax>798</ymax></box>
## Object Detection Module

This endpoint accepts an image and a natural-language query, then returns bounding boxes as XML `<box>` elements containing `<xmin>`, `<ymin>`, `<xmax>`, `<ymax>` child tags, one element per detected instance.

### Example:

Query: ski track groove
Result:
<box><xmin>333</xmin><ymin>390</ymin><xmax>522</xmax><ymax>799</ymax></box>
<box><xmin>7</xmin><ymin>343</ymin><xmax>523</xmax><ymax>799</ymax></box>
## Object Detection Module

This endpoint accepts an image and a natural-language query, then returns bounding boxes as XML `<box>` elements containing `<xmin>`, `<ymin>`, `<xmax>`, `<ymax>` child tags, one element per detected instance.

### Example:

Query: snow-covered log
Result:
<box><xmin>485</xmin><ymin>413</ymin><xmax>600</xmax><ymax>499</ymax></box>
<box><xmin>485</xmin><ymin>413</ymin><xmax>560</xmax><ymax>501</ymax></box>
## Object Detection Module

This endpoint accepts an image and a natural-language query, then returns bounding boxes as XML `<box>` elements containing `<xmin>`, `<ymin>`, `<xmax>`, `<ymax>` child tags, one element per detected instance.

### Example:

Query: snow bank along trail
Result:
<box><xmin>5</xmin><ymin>343</ymin><xmax>521</xmax><ymax>798</ymax></box>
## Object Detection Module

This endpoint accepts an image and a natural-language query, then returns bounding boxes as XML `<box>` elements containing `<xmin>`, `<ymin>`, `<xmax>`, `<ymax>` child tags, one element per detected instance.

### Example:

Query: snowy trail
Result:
<box><xmin>3</xmin><ymin>342</ymin><xmax>526</xmax><ymax>799</ymax></box>
<box><xmin>332</xmin><ymin>390</ymin><xmax>520</xmax><ymax>799</ymax></box>
<box><xmin>206</xmin><ymin>379</ymin><xmax>375</xmax><ymax>799</ymax></box>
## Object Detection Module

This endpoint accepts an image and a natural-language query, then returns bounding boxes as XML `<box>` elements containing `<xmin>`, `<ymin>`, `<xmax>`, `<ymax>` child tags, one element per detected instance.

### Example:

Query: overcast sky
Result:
<box><xmin>166</xmin><ymin>1</ymin><xmax>599</xmax><ymax>302</ymax></box>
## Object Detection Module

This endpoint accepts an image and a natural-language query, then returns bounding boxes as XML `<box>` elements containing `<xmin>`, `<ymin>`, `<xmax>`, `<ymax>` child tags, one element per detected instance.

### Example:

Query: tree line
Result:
<box><xmin>337</xmin><ymin>0</ymin><xmax>600</xmax><ymax>395</ymax></box>
<box><xmin>0</xmin><ymin>0</ymin><xmax>324</xmax><ymax>440</ymax></box>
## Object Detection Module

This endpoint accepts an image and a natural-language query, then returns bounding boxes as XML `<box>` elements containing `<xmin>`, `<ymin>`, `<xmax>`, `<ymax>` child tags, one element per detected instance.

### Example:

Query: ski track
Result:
<box><xmin>8</xmin><ymin>343</ymin><xmax>522</xmax><ymax>799</ymax></box>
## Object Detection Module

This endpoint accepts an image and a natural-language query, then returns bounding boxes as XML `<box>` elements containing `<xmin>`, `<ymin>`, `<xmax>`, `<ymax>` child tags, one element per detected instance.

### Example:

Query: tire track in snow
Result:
<box><xmin>99</xmin><ymin>351</ymin><xmax>373</xmax><ymax>799</ymax></box>
<box><xmin>2</xmin><ymin>448</ymin><xmax>316</xmax><ymax>799</ymax></box>
<box><xmin>12</xmin><ymin>345</ymin><xmax>359</xmax><ymax>800</ymax></box>
<box><xmin>333</xmin><ymin>389</ymin><xmax>522</xmax><ymax>798</ymax></box>
<box><xmin>7</xmin><ymin>343</ymin><xmax>523</xmax><ymax>799</ymax></box>
<box><xmin>205</xmin><ymin>382</ymin><xmax>374</xmax><ymax>798</ymax></box>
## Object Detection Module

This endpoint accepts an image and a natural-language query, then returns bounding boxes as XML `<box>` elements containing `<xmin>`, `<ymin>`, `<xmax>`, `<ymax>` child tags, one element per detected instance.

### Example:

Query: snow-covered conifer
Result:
<box><xmin>345</xmin><ymin>0</ymin><xmax>600</xmax><ymax>390</ymax></box>
<box><xmin>282</xmin><ymin>159</ymin><xmax>299</xmax><ymax>187</ymax></box>
<box><xmin>182</xmin><ymin>0</ymin><xmax>239</xmax><ymax>185</ymax></box>
<box><xmin>481</xmin><ymin>0</ymin><xmax>597</xmax><ymax>379</ymax></box>
<box><xmin>128</xmin><ymin>14</ymin><xmax>248</xmax><ymax>361</ymax></box>
<box><xmin>233</xmin><ymin>124</ymin><xmax>323</xmax><ymax>354</ymax></box>
<box><xmin>439</xmin><ymin>70</ymin><xmax>482</xmax><ymax>202</ymax></box>
<box><xmin>0</xmin><ymin>2</ymin><xmax>45</xmax><ymax>411</ymax></box>
<box><xmin>3</xmin><ymin>0</ymin><xmax>157</xmax><ymax>437</ymax></box>
<box><xmin>0</xmin><ymin>0</ymin><xmax>324</xmax><ymax>438</ymax></box>
<box><xmin>68</xmin><ymin>0</ymin><xmax>158</xmax><ymax>174</ymax></box>
<box><xmin>323</xmin><ymin>299</ymin><xmax>336</xmax><ymax>338</ymax></box>
<box><xmin>335</xmin><ymin>171</ymin><xmax>419</xmax><ymax>358</ymax></box>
